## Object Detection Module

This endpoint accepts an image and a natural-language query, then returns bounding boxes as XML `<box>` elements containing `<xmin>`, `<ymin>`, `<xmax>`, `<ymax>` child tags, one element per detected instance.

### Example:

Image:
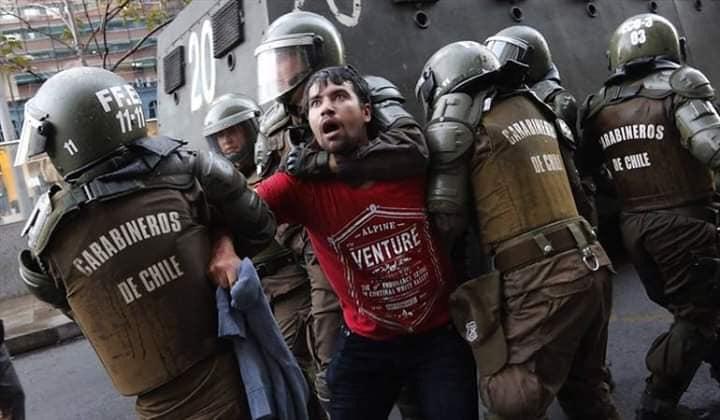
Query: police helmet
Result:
<box><xmin>608</xmin><ymin>14</ymin><xmax>683</xmax><ymax>70</ymax></box>
<box><xmin>254</xmin><ymin>11</ymin><xmax>345</xmax><ymax>105</ymax></box>
<box><xmin>416</xmin><ymin>41</ymin><xmax>500</xmax><ymax>118</ymax></box>
<box><xmin>485</xmin><ymin>25</ymin><xmax>553</xmax><ymax>85</ymax></box>
<box><xmin>14</xmin><ymin>67</ymin><xmax>147</xmax><ymax>179</ymax></box>
<box><xmin>203</xmin><ymin>93</ymin><xmax>261</xmax><ymax>172</ymax></box>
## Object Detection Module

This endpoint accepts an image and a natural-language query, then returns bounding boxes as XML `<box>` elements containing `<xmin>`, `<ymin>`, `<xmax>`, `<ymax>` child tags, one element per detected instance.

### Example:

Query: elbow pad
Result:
<box><xmin>675</xmin><ymin>99</ymin><xmax>720</xmax><ymax>170</ymax></box>
<box><xmin>193</xmin><ymin>151</ymin><xmax>276</xmax><ymax>255</ymax></box>
<box><xmin>18</xmin><ymin>250</ymin><xmax>70</xmax><ymax>312</ymax></box>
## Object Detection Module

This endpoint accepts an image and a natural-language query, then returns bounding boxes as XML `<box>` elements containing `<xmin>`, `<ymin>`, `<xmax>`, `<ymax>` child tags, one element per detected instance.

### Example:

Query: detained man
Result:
<box><xmin>213</xmin><ymin>66</ymin><xmax>478</xmax><ymax>420</ymax></box>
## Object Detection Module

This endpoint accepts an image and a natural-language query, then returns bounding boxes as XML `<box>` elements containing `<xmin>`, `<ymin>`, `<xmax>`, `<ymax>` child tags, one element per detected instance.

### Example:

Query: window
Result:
<box><xmin>148</xmin><ymin>100</ymin><xmax>157</xmax><ymax>119</ymax></box>
<box><xmin>22</xmin><ymin>7</ymin><xmax>44</xmax><ymax>18</ymax></box>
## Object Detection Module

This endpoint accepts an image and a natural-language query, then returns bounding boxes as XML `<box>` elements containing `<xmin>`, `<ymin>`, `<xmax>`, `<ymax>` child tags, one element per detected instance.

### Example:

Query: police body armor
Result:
<box><xmin>531</xmin><ymin>75</ymin><xmax>602</xmax><ymax>221</ymax></box>
<box><xmin>583</xmin><ymin>63</ymin><xmax>715</xmax><ymax>211</ymax></box>
<box><xmin>475</xmin><ymin>90</ymin><xmax>579</xmax><ymax>247</ymax></box>
<box><xmin>19</xmin><ymin>137</ymin><xmax>274</xmax><ymax>396</ymax></box>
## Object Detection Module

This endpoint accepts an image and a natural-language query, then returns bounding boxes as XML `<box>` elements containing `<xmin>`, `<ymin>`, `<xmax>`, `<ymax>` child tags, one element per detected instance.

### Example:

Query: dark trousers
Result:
<box><xmin>621</xmin><ymin>210</ymin><xmax>720</xmax><ymax>404</ymax></box>
<box><xmin>0</xmin><ymin>344</ymin><xmax>25</xmax><ymax>420</ymax></box>
<box><xmin>326</xmin><ymin>324</ymin><xmax>478</xmax><ymax>420</ymax></box>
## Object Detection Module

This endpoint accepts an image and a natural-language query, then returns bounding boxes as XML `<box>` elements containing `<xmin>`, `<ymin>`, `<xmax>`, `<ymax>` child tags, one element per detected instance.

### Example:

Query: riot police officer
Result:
<box><xmin>15</xmin><ymin>67</ymin><xmax>275</xmax><ymax>419</ymax></box>
<box><xmin>485</xmin><ymin>24</ymin><xmax>615</xmax><ymax>389</ymax></box>
<box><xmin>203</xmin><ymin>93</ymin><xmax>317</xmax><ymax>413</ymax></box>
<box><xmin>580</xmin><ymin>14</ymin><xmax>720</xmax><ymax>420</ymax></box>
<box><xmin>203</xmin><ymin>93</ymin><xmax>261</xmax><ymax>177</ymax></box>
<box><xmin>417</xmin><ymin>41</ymin><xmax>619</xmax><ymax>420</ymax></box>
<box><xmin>248</xmin><ymin>10</ymin><xmax>428</xmax><ymax>417</ymax></box>
<box><xmin>485</xmin><ymin>25</ymin><xmax>598</xmax><ymax>226</ymax></box>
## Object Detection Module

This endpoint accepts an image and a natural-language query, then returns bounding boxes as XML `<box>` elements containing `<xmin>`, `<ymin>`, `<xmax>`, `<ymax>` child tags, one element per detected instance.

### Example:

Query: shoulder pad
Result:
<box><xmin>23</xmin><ymin>185</ymin><xmax>74</xmax><ymax>255</ymax></box>
<box><xmin>365</xmin><ymin>75</ymin><xmax>405</xmax><ymax>103</ymax></box>
<box><xmin>522</xmin><ymin>90</ymin><xmax>576</xmax><ymax>147</ymax></box>
<box><xmin>260</xmin><ymin>102</ymin><xmax>290</xmax><ymax>137</ymax></box>
<box><xmin>130</xmin><ymin>136</ymin><xmax>185</xmax><ymax>157</ymax></box>
<box><xmin>670</xmin><ymin>66</ymin><xmax>715</xmax><ymax>99</ymax></box>
<box><xmin>531</xmin><ymin>79</ymin><xmax>563</xmax><ymax>103</ymax></box>
<box><xmin>551</xmin><ymin>90</ymin><xmax>579</xmax><ymax>128</ymax></box>
<box><xmin>522</xmin><ymin>89</ymin><xmax>558</xmax><ymax>119</ymax></box>
<box><xmin>426</xmin><ymin>92</ymin><xmax>483</xmax><ymax>162</ymax></box>
<box><xmin>365</xmin><ymin>75</ymin><xmax>417</xmax><ymax>130</ymax></box>
<box><xmin>641</xmin><ymin>70</ymin><xmax>672</xmax><ymax>93</ymax></box>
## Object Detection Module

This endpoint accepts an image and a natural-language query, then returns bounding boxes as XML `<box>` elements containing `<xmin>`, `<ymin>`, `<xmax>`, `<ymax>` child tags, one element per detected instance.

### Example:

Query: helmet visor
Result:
<box><xmin>486</xmin><ymin>36</ymin><xmax>530</xmax><ymax>66</ymax></box>
<box><xmin>206</xmin><ymin>122</ymin><xmax>257</xmax><ymax>172</ymax></box>
<box><xmin>14</xmin><ymin>110</ymin><xmax>47</xmax><ymax>167</ymax></box>
<box><xmin>256</xmin><ymin>44</ymin><xmax>314</xmax><ymax>105</ymax></box>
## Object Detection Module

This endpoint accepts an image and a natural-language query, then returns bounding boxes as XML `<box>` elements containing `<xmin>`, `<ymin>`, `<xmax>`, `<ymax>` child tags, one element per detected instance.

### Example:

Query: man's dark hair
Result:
<box><xmin>302</xmin><ymin>66</ymin><xmax>371</xmax><ymax>115</ymax></box>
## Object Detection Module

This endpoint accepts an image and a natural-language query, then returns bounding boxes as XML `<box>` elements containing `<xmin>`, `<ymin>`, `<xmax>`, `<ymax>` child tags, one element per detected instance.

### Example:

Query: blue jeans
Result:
<box><xmin>326</xmin><ymin>324</ymin><xmax>478</xmax><ymax>420</ymax></box>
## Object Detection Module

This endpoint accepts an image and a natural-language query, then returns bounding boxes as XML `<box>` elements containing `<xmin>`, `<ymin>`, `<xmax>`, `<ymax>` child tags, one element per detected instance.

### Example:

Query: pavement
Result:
<box><xmin>0</xmin><ymin>293</ymin><xmax>81</xmax><ymax>355</ymax></box>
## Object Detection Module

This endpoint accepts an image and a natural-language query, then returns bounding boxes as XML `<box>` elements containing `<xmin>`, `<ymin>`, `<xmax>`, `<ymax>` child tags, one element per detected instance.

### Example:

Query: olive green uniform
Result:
<box><xmin>581</xmin><ymin>65</ymin><xmax>720</xmax><ymax>411</ymax></box>
<box><xmin>19</xmin><ymin>142</ymin><xmax>275</xmax><ymax>420</ymax></box>
<box><xmin>455</xmin><ymin>92</ymin><xmax>618</xmax><ymax>420</ymax></box>
<box><xmin>39</xmin><ymin>187</ymin><xmax>252</xmax><ymax>419</ymax></box>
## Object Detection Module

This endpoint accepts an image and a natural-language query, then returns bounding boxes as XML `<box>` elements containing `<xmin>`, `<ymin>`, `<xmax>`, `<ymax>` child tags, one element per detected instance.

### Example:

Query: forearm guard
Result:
<box><xmin>675</xmin><ymin>99</ymin><xmax>720</xmax><ymax>170</ymax></box>
<box><xmin>191</xmin><ymin>151</ymin><xmax>276</xmax><ymax>257</ymax></box>
<box><xmin>426</xmin><ymin>93</ymin><xmax>478</xmax><ymax>215</ymax></box>
<box><xmin>18</xmin><ymin>250</ymin><xmax>70</xmax><ymax>313</ymax></box>
<box><xmin>425</xmin><ymin>92</ymin><xmax>482</xmax><ymax>244</ymax></box>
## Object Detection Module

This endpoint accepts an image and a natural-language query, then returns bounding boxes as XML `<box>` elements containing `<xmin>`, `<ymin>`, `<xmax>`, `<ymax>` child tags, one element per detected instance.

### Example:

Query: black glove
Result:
<box><xmin>283</xmin><ymin>143</ymin><xmax>333</xmax><ymax>179</ymax></box>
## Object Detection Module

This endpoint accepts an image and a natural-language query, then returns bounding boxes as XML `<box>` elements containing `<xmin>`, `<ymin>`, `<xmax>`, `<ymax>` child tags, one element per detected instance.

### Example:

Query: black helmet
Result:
<box><xmin>416</xmin><ymin>41</ymin><xmax>500</xmax><ymax>118</ymax></box>
<box><xmin>254</xmin><ymin>11</ymin><xmax>345</xmax><ymax>105</ymax></box>
<box><xmin>485</xmin><ymin>25</ymin><xmax>553</xmax><ymax>85</ymax></box>
<box><xmin>203</xmin><ymin>93</ymin><xmax>261</xmax><ymax>173</ymax></box>
<box><xmin>608</xmin><ymin>14</ymin><xmax>683</xmax><ymax>70</ymax></box>
<box><xmin>14</xmin><ymin>67</ymin><xmax>147</xmax><ymax>179</ymax></box>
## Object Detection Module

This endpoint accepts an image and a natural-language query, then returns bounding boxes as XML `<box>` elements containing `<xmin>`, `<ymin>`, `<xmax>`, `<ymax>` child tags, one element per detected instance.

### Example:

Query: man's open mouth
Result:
<box><xmin>322</xmin><ymin>120</ymin><xmax>342</xmax><ymax>135</ymax></box>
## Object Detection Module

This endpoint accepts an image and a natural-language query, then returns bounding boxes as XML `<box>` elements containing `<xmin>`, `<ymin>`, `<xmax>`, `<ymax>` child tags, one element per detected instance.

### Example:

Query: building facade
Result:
<box><xmin>0</xmin><ymin>0</ymin><xmax>184</xmax><ymax>140</ymax></box>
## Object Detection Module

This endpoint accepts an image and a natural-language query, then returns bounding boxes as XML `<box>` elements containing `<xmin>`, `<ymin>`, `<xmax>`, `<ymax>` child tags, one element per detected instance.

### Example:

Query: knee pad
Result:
<box><xmin>482</xmin><ymin>365</ymin><xmax>546</xmax><ymax>419</ymax></box>
<box><xmin>646</xmin><ymin>320</ymin><xmax>711</xmax><ymax>378</ymax></box>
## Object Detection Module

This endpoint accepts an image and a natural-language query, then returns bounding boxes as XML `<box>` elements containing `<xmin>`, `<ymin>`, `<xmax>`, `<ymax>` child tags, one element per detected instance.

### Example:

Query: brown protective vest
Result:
<box><xmin>472</xmin><ymin>94</ymin><xmax>579</xmax><ymax>248</ymax></box>
<box><xmin>586</xmin><ymin>96</ymin><xmax>713</xmax><ymax>211</ymax></box>
<box><xmin>42</xmin><ymin>186</ymin><xmax>219</xmax><ymax>396</ymax></box>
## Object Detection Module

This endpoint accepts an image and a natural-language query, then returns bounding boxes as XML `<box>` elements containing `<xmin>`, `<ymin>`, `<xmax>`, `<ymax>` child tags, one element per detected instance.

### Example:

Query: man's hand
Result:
<box><xmin>282</xmin><ymin>143</ymin><xmax>336</xmax><ymax>178</ymax></box>
<box><xmin>208</xmin><ymin>233</ymin><xmax>242</xmax><ymax>288</ymax></box>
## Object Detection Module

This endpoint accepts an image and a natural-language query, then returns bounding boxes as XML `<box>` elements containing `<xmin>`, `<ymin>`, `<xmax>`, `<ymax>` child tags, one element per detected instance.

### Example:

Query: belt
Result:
<box><xmin>494</xmin><ymin>218</ymin><xmax>599</xmax><ymax>273</ymax></box>
<box><xmin>253</xmin><ymin>253</ymin><xmax>298</xmax><ymax>278</ymax></box>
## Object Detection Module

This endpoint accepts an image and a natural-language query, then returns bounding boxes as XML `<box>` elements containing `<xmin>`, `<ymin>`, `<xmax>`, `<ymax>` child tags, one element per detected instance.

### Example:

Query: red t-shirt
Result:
<box><xmin>256</xmin><ymin>173</ymin><xmax>453</xmax><ymax>340</ymax></box>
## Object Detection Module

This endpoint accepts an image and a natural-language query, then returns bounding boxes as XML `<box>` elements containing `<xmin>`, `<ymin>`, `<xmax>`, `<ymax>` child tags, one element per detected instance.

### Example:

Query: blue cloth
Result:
<box><xmin>216</xmin><ymin>258</ymin><xmax>309</xmax><ymax>420</ymax></box>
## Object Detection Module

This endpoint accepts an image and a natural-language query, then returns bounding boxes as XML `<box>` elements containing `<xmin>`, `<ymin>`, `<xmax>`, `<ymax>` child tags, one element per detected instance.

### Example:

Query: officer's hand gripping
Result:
<box><xmin>208</xmin><ymin>233</ymin><xmax>242</xmax><ymax>289</ymax></box>
<box><xmin>283</xmin><ymin>142</ymin><xmax>332</xmax><ymax>178</ymax></box>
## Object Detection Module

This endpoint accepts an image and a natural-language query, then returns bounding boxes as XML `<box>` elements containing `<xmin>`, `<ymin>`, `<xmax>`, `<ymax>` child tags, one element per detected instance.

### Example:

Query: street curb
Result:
<box><xmin>5</xmin><ymin>321</ymin><xmax>82</xmax><ymax>356</ymax></box>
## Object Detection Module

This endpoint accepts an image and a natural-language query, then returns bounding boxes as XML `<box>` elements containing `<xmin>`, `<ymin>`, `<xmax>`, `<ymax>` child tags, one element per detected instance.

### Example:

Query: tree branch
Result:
<box><xmin>101</xmin><ymin>0</ymin><xmax>112</xmax><ymax>68</ymax></box>
<box><xmin>107</xmin><ymin>0</ymin><xmax>132</xmax><ymax>22</ymax></box>
<box><xmin>80</xmin><ymin>0</ymin><xmax>102</xmax><ymax>54</ymax></box>
<box><xmin>0</xmin><ymin>7</ymin><xmax>76</xmax><ymax>50</ymax></box>
<box><xmin>110</xmin><ymin>17</ymin><xmax>173</xmax><ymax>72</ymax></box>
